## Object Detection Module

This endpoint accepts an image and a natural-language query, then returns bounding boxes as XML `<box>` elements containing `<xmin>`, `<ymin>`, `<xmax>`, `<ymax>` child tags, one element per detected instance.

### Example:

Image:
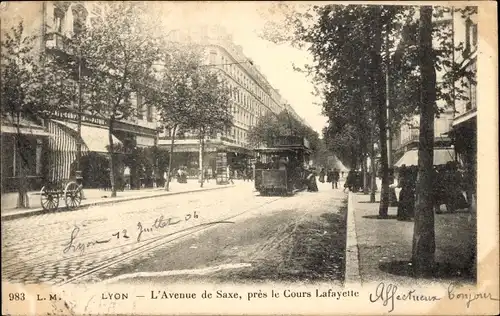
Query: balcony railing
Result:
<box><xmin>45</xmin><ymin>32</ymin><xmax>75</xmax><ymax>55</ymax></box>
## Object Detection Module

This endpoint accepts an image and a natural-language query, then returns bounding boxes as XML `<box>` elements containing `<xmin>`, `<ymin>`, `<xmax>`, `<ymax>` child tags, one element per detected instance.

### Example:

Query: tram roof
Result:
<box><xmin>254</xmin><ymin>146</ymin><xmax>311</xmax><ymax>153</ymax></box>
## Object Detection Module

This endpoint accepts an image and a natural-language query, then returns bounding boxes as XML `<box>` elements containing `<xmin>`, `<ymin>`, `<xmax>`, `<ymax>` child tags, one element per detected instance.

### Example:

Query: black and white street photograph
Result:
<box><xmin>1</xmin><ymin>1</ymin><xmax>497</xmax><ymax>315</ymax></box>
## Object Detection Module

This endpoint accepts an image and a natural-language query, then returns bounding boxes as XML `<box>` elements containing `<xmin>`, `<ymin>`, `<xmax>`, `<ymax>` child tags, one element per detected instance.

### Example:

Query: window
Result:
<box><xmin>54</xmin><ymin>9</ymin><xmax>63</xmax><ymax>33</ymax></box>
<box><xmin>209</xmin><ymin>50</ymin><xmax>217</xmax><ymax>65</ymax></box>
<box><xmin>465</xmin><ymin>19</ymin><xmax>478</xmax><ymax>53</ymax></box>
<box><xmin>146</xmin><ymin>104</ymin><xmax>153</xmax><ymax>122</ymax></box>
<box><xmin>471</xmin><ymin>24</ymin><xmax>478</xmax><ymax>47</ymax></box>
<box><xmin>136</xmin><ymin>93</ymin><xmax>144</xmax><ymax>119</ymax></box>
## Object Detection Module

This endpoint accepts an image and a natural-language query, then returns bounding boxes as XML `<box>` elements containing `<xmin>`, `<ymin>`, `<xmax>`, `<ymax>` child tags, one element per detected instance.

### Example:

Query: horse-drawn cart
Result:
<box><xmin>40</xmin><ymin>178</ymin><xmax>83</xmax><ymax>211</ymax></box>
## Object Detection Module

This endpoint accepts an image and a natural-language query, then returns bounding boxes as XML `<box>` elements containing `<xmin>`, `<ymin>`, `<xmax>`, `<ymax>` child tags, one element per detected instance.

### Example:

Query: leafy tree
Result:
<box><xmin>73</xmin><ymin>2</ymin><xmax>162</xmax><ymax>197</ymax></box>
<box><xmin>154</xmin><ymin>43</ymin><xmax>203</xmax><ymax>191</ymax></box>
<box><xmin>260</xmin><ymin>3</ymin><xmax>477</xmax><ymax>274</ymax></box>
<box><xmin>187</xmin><ymin>65</ymin><xmax>233</xmax><ymax>187</ymax></box>
<box><xmin>0</xmin><ymin>21</ymin><xmax>72</xmax><ymax>207</ymax></box>
<box><xmin>155</xmin><ymin>43</ymin><xmax>233</xmax><ymax>188</ymax></box>
<box><xmin>260</xmin><ymin>4</ymin><xmax>416</xmax><ymax>215</ymax></box>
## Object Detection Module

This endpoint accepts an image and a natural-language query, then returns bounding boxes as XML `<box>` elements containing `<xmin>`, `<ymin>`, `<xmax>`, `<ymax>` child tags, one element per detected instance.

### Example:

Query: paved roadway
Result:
<box><xmin>2</xmin><ymin>181</ymin><xmax>347</xmax><ymax>285</ymax></box>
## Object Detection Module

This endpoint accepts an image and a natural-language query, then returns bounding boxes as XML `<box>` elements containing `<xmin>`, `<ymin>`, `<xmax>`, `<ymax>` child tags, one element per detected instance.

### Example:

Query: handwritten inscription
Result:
<box><xmin>369</xmin><ymin>282</ymin><xmax>440</xmax><ymax>313</ymax></box>
<box><xmin>63</xmin><ymin>211</ymin><xmax>199</xmax><ymax>254</ymax></box>
<box><xmin>136</xmin><ymin>213</ymin><xmax>197</xmax><ymax>242</ymax></box>
<box><xmin>448</xmin><ymin>283</ymin><xmax>499</xmax><ymax>308</ymax></box>
<box><xmin>369</xmin><ymin>282</ymin><xmax>499</xmax><ymax>313</ymax></box>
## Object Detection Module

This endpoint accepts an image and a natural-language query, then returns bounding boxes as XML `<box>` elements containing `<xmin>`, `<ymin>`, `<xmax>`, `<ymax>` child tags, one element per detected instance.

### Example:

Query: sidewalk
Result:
<box><xmin>1</xmin><ymin>179</ymin><xmax>239</xmax><ymax>221</ymax></box>
<box><xmin>346</xmin><ymin>191</ymin><xmax>476</xmax><ymax>286</ymax></box>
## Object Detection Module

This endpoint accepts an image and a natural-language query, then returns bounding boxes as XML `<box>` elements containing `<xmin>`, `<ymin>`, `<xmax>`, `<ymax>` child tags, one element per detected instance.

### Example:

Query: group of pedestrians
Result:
<box><xmin>396</xmin><ymin>162</ymin><xmax>471</xmax><ymax>221</ymax></box>
<box><xmin>317</xmin><ymin>168</ymin><xmax>341</xmax><ymax>189</ymax></box>
<box><xmin>343</xmin><ymin>170</ymin><xmax>364</xmax><ymax>192</ymax></box>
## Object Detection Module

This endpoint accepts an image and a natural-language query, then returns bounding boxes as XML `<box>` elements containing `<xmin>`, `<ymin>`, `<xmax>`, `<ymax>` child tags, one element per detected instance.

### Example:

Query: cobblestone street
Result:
<box><xmin>1</xmin><ymin>182</ymin><xmax>256</xmax><ymax>284</ymax></box>
<box><xmin>2</xmin><ymin>182</ymin><xmax>347</xmax><ymax>285</ymax></box>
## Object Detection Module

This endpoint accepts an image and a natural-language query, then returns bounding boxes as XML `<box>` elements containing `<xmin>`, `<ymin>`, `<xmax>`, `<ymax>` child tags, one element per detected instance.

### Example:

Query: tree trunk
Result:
<box><xmin>370</xmin><ymin>127</ymin><xmax>377</xmax><ymax>203</ymax></box>
<box><xmin>370</xmin><ymin>9</ymin><xmax>389</xmax><ymax>217</ymax></box>
<box><xmin>14</xmin><ymin>131</ymin><xmax>30</xmax><ymax>208</ymax></box>
<box><xmin>412</xmin><ymin>6</ymin><xmax>436</xmax><ymax>276</ymax></box>
<box><xmin>199</xmin><ymin>129</ymin><xmax>205</xmax><ymax>188</ymax></box>
<box><xmin>165</xmin><ymin>125</ymin><xmax>177</xmax><ymax>191</ymax></box>
<box><xmin>362</xmin><ymin>153</ymin><xmax>369</xmax><ymax>194</ymax></box>
<box><xmin>108</xmin><ymin>119</ymin><xmax>117</xmax><ymax>197</ymax></box>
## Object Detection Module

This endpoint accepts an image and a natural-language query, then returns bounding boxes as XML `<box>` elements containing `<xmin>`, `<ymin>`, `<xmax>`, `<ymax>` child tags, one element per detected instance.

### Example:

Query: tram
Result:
<box><xmin>253</xmin><ymin>136</ymin><xmax>312</xmax><ymax>196</ymax></box>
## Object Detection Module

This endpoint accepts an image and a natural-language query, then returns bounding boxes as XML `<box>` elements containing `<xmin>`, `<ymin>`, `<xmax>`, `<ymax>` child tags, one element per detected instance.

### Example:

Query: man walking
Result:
<box><xmin>204</xmin><ymin>168</ymin><xmax>210</xmax><ymax>183</ymax></box>
<box><xmin>227</xmin><ymin>166</ymin><xmax>234</xmax><ymax>184</ymax></box>
<box><xmin>332</xmin><ymin>168</ymin><xmax>340</xmax><ymax>189</ymax></box>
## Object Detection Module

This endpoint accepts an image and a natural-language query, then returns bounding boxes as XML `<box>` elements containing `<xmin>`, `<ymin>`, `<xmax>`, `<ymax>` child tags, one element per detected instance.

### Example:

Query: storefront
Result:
<box><xmin>449</xmin><ymin>115</ymin><xmax>477</xmax><ymax>209</ymax></box>
<box><xmin>1</xmin><ymin>118</ymin><xmax>51</xmax><ymax>192</ymax></box>
<box><xmin>47</xmin><ymin>120</ymin><xmax>123</xmax><ymax>189</ymax></box>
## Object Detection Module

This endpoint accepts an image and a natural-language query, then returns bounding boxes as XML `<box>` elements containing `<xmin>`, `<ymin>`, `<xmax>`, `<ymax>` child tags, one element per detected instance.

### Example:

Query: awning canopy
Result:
<box><xmin>81</xmin><ymin>124</ymin><xmax>122</xmax><ymax>153</ymax></box>
<box><xmin>394</xmin><ymin>148</ymin><xmax>456</xmax><ymax>167</ymax></box>
<box><xmin>53</xmin><ymin>120</ymin><xmax>122</xmax><ymax>153</ymax></box>
<box><xmin>1</xmin><ymin>117</ymin><xmax>51</xmax><ymax>137</ymax></box>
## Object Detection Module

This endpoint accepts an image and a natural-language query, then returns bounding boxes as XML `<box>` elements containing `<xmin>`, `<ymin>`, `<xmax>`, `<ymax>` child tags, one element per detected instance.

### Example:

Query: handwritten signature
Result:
<box><xmin>447</xmin><ymin>282</ymin><xmax>499</xmax><ymax>308</ymax></box>
<box><xmin>63</xmin><ymin>212</ymin><xmax>199</xmax><ymax>254</ymax></box>
<box><xmin>369</xmin><ymin>282</ymin><xmax>440</xmax><ymax>313</ymax></box>
<box><xmin>369</xmin><ymin>282</ymin><xmax>499</xmax><ymax>313</ymax></box>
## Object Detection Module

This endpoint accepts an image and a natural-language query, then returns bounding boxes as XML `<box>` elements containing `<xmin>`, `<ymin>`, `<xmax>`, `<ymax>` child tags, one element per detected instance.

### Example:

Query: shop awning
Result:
<box><xmin>394</xmin><ymin>148</ymin><xmax>456</xmax><ymax>167</ymax></box>
<box><xmin>80</xmin><ymin>125</ymin><xmax>122</xmax><ymax>153</ymax></box>
<box><xmin>1</xmin><ymin>117</ymin><xmax>51</xmax><ymax>137</ymax></box>
<box><xmin>53</xmin><ymin>120</ymin><xmax>122</xmax><ymax>153</ymax></box>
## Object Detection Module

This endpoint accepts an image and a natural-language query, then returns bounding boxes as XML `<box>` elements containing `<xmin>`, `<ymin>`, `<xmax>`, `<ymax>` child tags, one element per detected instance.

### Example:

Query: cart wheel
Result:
<box><xmin>64</xmin><ymin>182</ymin><xmax>82</xmax><ymax>209</ymax></box>
<box><xmin>40</xmin><ymin>186</ymin><xmax>59</xmax><ymax>211</ymax></box>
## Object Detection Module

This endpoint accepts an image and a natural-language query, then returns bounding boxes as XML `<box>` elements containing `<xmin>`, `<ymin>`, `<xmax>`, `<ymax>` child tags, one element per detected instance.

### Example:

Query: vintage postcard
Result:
<box><xmin>1</xmin><ymin>1</ymin><xmax>498</xmax><ymax>315</ymax></box>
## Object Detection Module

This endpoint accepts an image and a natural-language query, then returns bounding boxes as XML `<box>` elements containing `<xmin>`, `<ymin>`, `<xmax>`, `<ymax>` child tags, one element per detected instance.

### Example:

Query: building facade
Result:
<box><xmin>449</xmin><ymin>7</ymin><xmax>477</xmax><ymax>206</ymax></box>
<box><xmin>393</xmin><ymin>8</ymin><xmax>476</xmax><ymax>169</ymax></box>
<box><xmin>158</xmin><ymin>26</ymin><xmax>298</xmax><ymax>178</ymax></box>
<box><xmin>1</xmin><ymin>1</ymin><xmax>160</xmax><ymax>192</ymax></box>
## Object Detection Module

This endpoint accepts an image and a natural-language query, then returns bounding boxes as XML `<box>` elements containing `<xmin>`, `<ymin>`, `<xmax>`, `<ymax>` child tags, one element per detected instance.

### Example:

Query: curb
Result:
<box><xmin>1</xmin><ymin>185</ymin><xmax>235</xmax><ymax>221</ymax></box>
<box><xmin>344</xmin><ymin>192</ymin><xmax>362</xmax><ymax>285</ymax></box>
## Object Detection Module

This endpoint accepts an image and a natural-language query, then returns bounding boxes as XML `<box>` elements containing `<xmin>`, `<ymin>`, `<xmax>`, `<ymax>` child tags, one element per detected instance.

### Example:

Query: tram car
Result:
<box><xmin>254</xmin><ymin>136</ymin><xmax>312</xmax><ymax>196</ymax></box>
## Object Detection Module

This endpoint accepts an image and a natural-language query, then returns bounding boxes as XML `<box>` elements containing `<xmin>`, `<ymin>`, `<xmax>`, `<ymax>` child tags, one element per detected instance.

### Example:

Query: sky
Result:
<box><xmin>153</xmin><ymin>2</ymin><xmax>328</xmax><ymax>135</ymax></box>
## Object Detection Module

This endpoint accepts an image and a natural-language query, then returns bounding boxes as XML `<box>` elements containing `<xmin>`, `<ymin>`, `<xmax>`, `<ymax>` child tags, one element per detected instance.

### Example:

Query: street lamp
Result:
<box><xmin>75</xmin><ymin>48</ymin><xmax>84</xmax><ymax>197</ymax></box>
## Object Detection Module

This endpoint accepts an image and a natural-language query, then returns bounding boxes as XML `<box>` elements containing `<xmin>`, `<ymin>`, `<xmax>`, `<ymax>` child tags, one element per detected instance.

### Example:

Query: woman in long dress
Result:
<box><xmin>307</xmin><ymin>169</ymin><xmax>319</xmax><ymax>192</ymax></box>
<box><xmin>319</xmin><ymin>168</ymin><xmax>326</xmax><ymax>183</ymax></box>
<box><xmin>397</xmin><ymin>165</ymin><xmax>415</xmax><ymax>220</ymax></box>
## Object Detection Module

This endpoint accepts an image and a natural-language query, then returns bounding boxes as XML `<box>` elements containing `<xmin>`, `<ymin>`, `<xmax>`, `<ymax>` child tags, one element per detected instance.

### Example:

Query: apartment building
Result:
<box><xmin>448</xmin><ymin>8</ymin><xmax>477</xmax><ymax>202</ymax></box>
<box><xmin>1</xmin><ymin>1</ymin><xmax>160</xmax><ymax>191</ymax></box>
<box><xmin>158</xmin><ymin>26</ymin><xmax>293</xmax><ymax>176</ymax></box>
<box><xmin>393</xmin><ymin>8</ymin><xmax>476</xmax><ymax>169</ymax></box>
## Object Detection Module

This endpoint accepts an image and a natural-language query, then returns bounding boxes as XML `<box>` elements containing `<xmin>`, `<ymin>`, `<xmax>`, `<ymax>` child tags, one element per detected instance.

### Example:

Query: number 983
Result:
<box><xmin>9</xmin><ymin>293</ymin><xmax>25</xmax><ymax>301</ymax></box>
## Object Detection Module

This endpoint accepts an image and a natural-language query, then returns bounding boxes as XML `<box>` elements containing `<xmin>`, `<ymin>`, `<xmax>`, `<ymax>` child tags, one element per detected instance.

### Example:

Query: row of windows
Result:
<box><xmin>225</xmin><ymin>126</ymin><xmax>248</xmax><ymax>145</ymax></box>
<box><xmin>133</xmin><ymin>93</ymin><xmax>154</xmax><ymax>122</ymax></box>
<box><xmin>213</xmin><ymin>49</ymin><xmax>283</xmax><ymax>117</ymax></box>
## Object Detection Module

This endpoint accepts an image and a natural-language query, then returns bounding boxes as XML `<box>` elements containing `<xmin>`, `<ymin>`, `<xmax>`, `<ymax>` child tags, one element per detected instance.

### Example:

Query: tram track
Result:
<box><xmin>2</xmin><ymin>194</ymin><xmax>283</xmax><ymax>284</ymax></box>
<box><xmin>2</xmin><ymin>193</ymin><xmax>258</xmax><ymax>269</ymax></box>
<box><xmin>56</xmin><ymin>196</ymin><xmax>283</xmax><ymax>285</ymax></box>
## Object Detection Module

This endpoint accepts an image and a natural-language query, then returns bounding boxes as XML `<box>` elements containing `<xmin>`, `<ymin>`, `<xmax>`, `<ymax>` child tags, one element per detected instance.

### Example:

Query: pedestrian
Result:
<box><xmin>326</xmin><ymin>168</ymin><xmax>333</xmax><ymax>183</ymax></box>
<box><xmin>306</xmin><ymin>168</ymin><xmax>318</xmax><ymax>192</ymax></box>
<box><xmin>333</xmin><ymin>168</ymin><xmax>340</xmax><ymax>189</ymax></box>
<box><xmin>227</xmin><ymin>166</ymin><xmax>234</xmax><ymax>184</ymax></box>
<box><xmin>345</xmin><ymin>170</ymin><xmax>355</xmax><ymax>192</ymax></box>
<box><xmin>396</xmin><ymin>165</ymin><xmax>414</xmax><ymax>221</ymax></box>
<box><xmin>204</xmin><ymin>168</ymin><xmax>210</xmax><ymax>183</ymax></box>
<box><xmin>433</xmin><ymin>165</ymin><xmax>447</xmax><ymax>213</ymax></box>
<box><xmin>319</xmin><ymin>167</ymin><xmax>326</xmax><ymax>183</ymax></box>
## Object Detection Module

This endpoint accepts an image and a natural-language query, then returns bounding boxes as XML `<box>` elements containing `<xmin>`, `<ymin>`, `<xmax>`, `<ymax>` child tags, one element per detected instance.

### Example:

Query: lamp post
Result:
<box><xmin>75</xmin><ymin>48</ymin><xmax>84</xmax><ymax>197</ymax></box>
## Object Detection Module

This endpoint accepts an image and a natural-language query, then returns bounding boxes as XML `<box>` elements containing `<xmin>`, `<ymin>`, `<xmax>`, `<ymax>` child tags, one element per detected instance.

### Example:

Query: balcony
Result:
<box><xmin>45</xmin><ymin>32</ymin><xmax>75</xmax><ymax>55</ymax></box>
